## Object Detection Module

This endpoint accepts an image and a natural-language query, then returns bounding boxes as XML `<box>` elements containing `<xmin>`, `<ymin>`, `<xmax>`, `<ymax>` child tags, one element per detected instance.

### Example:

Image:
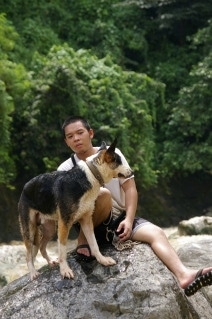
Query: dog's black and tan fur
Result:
<box><xmin>18</xmin><ymin>139</ymin><xmax>133</xmax><ymax>280</ymax></box>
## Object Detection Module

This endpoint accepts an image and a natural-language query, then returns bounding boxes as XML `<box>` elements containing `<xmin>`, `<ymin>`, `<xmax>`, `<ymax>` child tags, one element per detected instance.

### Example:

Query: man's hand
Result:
<box><xmin>116</xmin><ymin>219</ymin><xmax>133</xmax><ymax>241</ymax></box>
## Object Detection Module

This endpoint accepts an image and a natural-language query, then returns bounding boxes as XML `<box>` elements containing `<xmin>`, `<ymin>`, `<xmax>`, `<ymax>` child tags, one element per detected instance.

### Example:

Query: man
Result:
<box><xmin>58</xmin><ymin>115</ymin><xmax>212</xmax><ymax>296</ymax></box>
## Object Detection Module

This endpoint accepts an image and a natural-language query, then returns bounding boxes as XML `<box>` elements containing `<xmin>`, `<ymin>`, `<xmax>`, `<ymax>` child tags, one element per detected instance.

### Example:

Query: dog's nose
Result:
<box><xmin>128</xmin><ymin>169</ymin><xmax>134</xmax><ymax>177</ymax></box>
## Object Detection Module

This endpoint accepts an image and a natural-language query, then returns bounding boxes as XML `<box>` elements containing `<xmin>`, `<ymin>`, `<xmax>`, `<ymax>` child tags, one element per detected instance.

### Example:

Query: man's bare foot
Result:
<box><xmin>76</xmin><ymin>243</ymin><xmax>91</xmax><ymax>257</ymax></box>
<box><xmin>179</xmin><ymin>267</ymin><xmax>212</xmax><ymax>296</ymax></box>
<box><xmin>75</xmin><ymin>244</ymin><xmax>95</xmax><ymax>262</ymax></box>
<box><xmin>180</xmin><ymin>267</ymin><xmax>212</xmax><ymax>289</ymax></box>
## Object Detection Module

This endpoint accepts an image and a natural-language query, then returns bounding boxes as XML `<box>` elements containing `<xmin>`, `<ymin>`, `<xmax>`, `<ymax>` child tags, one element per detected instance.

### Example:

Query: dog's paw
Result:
<box><xmin>48</xmin><ymin>258</ymin><xmax>59</xmax><ymax>267</ymax></box>
<box><xmin>30</xmin><ymin>270</ymin><xmax>40</xmax><ymax>280</ymax></box>
<box><xmin>99</xmin><ymin>256</ymin><xmax>116</xmax><ymax>266</ymax></box>
<box><xmin>60</xmin><ymin>266</ymin><xmax>74</xmax><ymax>279</ymax></box>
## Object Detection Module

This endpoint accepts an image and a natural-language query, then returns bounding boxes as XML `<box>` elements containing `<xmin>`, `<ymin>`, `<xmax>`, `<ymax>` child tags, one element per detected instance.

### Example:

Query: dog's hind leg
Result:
<box><xmin>24</xmin><ymin>240</ymin><xmax>40</xmax><ymax>280</ymax></box>
<box><xmin>25</xmin><ymin>217</ymin><xmax>41</xmax><ymax>280</ymax></box>
<box><xmin>39</xmin><ymin>220</ymin><xmax>58</xmax><ymax>267</ymax></box>
<box><xmin>80</xmin><ymin>215</ymin><xmax>116</xmax><ymax>266</ymax></box>
<box><xmin>32</xmin><ymin>225</ymin><xmax>40</xmax><ymax>259</ymax></box>
<box><xmin>57</xmin><ymin>218</ymin><xmax>74</xmax><ymax>279</ymax></box>
<box><xmin>19</xmin><ymin>204</ymin><xmax>41</xmax><ymax>280</ymax></box>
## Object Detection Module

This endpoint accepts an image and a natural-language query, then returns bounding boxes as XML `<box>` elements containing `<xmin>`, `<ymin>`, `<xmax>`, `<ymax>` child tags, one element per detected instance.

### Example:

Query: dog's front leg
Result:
<box><xmin>80</xmin><ymin>216</ymin><xmax>116</xmax><ymax>266</ymax></box>
<box><xmin>57</xmin><ymin>219</ymin><xmax>74</xmax><ymax>279</ymax></box>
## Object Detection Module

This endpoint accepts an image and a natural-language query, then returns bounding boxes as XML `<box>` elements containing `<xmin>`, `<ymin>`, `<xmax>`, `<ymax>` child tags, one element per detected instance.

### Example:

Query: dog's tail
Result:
<box><xmin>18</xmin><ymin>193</ymin><xmax>41</xmax><ymax>255</ymax></box>
<box><xmin>18</xmin><ymin>193</ymin><xmax>30</xmax><ymax>239</ymax></box>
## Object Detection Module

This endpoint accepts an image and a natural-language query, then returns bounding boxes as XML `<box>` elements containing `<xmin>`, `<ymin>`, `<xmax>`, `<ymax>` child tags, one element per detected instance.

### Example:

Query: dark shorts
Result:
<box><xmin>94</xmin><ymin>213</ymin><xmax>151</xmax><ymax>247</ymax></box>
<box><xmin>131</xmin><ymin>217</ymin><xmax>151</xmax><ymax>238</ymax></box>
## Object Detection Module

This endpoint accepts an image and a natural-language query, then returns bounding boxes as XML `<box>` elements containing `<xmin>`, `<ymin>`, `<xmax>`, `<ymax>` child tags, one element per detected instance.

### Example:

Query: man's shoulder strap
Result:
<box><xmin>71</xmin><ymin>153</ymin><xmax>77</xmax><ymax>167</ymax></box>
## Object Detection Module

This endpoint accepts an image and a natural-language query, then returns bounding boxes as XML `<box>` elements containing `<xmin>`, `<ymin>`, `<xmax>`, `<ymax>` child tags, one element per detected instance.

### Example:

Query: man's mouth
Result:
<box><xmin>75</xmin><ymin>143</ymin><xmax>82</xmax><ymax>148</ymax></box>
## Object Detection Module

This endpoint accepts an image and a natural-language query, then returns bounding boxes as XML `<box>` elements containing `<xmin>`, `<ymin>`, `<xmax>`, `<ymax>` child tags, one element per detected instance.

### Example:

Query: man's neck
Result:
<box><xmin>75</xmin><ymin>146</ymin><xmax>99</xmax><ymax>161</ymax></box>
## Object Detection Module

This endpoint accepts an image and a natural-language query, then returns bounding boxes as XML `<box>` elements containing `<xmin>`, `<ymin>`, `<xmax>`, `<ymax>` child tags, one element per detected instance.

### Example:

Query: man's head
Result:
<box><xmin>62</xmin><ymin>116</ymin><xmax>91</xmax><ymax>138</ymax></box>
<box><xmin>62</xmin><ymin>116</ymin><xmax>94</xmax><ymax>156</ymax></box>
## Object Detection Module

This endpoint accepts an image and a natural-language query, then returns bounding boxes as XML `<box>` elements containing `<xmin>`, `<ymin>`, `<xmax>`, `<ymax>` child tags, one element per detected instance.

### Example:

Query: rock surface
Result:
<box><xmin>178</xmin><ymin>216</ymin><xmax>212</xmax><ymax>235</ymax></box>
<box><xmin>0</xmin><ymin>243</ymin><xmax>212</xmax><ymax>319</ymax></box>
<box><xmin>168</xmin><ymin>232</ymin><xmax>212</xmax><ymax>303</ymax></box>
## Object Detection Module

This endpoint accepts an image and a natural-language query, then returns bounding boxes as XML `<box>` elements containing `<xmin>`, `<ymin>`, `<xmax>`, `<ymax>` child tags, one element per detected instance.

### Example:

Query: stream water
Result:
<box><xmin>0</xmin><ymin>239</ymin><xmax>77</xmax><ymax>284</ymax></box>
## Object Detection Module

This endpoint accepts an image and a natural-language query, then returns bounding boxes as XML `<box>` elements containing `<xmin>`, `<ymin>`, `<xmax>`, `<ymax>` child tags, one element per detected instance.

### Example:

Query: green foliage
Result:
<box><xmin>0</xmin><ymin>1</ymin><xmax>148</xmax><ymax>68</ymax></box>
<box><xmin>0</xmin><ymin>0</ymin><xmax>211</xmax><ymax>189</ymax></box>
<box><xmin>20</xmin><ymin>18</ymin><xmax>60</xmax><ymax>54</ymax></box>
<box><xmin>11</xmin><ymin>18</ymin><xmax>60</xmax><ymax>67</ymax></box>
<box><xmin>0</xmin><ymin>14</ymin><xmax>30</xmax><ymax>185</ymax></box>
<box><xmin>160</xmin><ymin>45</ymin><xmax>212</xmax><ymax>175</ymax></box>
<box><xmin>0</xmin><ymin>59</ymin><xmax>31</xmax><ymax>185</ymax></box>
<box><xmin>130</xmin><ymin>0</ymin><xmax>212</xmax><ymax>37</ymax></box>
<box><xmin>12</xmin><ymin>45</ymin><xmax>164</xmax><ymax>187</ymax></box>
<box><xmin>189</xmin><ymin>19</ymin><xmax>212</xmax><ymax>55</ymax></box>
<box><xmin>0</xmin><ymin>79</ymin><xmax>15</xmax><ymax>185</ymax></box>
<box><xmin>0</xmin><ymin>13</ymin><xmax>18</xmax><ymax>57</ymax></box>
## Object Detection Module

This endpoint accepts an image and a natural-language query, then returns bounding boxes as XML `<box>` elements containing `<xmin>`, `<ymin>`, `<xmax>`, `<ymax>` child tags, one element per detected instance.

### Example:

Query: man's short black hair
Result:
<box><xmin>62</xmin><ymin>116</ymin><xmax>91</xmax><ymax>137</ymax></box>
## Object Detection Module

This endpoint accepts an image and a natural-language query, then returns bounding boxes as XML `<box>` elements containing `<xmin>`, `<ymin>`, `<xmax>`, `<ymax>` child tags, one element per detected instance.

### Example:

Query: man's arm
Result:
<box><xmin>117</xmin><ymin>178</ymin><xmax>138</xmax><ymax>241</ymax></box>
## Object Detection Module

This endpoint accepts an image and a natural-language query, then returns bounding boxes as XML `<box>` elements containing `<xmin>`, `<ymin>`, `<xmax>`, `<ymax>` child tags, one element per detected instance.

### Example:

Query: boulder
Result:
<box><xmin>178</xmin><ymin>216</ymin><xmax>212</xmax><ymax>236</ymax></box>
<box><xmin>0</xmin><ymin>244</ymin><xmax>211</xmax><ymax>319</ymax></box>
<box><xmin>169</xmin><ymin>233</ymin><xmax>212</xmax><ymax>303</ymax></box>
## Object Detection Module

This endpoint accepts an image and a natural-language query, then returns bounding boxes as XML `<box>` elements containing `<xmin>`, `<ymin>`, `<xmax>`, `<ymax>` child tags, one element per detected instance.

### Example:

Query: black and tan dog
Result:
<box><xmin>18</xmin><ymin>139</ymin><xmax>133</xmax><ymax>280</ymax></box>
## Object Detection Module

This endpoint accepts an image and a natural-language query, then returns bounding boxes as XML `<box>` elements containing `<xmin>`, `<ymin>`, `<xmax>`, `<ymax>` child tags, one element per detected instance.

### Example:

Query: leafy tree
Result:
<box><xmin>12</xmin><ymin>45</ymin><xmax>164</xmax><ymax>188</ymax></box>
<box><xmin>0</xmin><ymin>1</ymin><xmax>148</xmax><ymax>68</ymax></box>
<box><xmin>160</xmin><ymin>20</ymin><xmax>212</xmax><ymax>176</ymax></box>
<box><xmin>1</xmin><ymin>0</ymin><xmax>211</xmax><ymax>186</ymax></box>
<box><xmin>0</xmin><ymin>13</ymin><xmax>18</xmax><ymax>56</ymax></box>
<box><xmin>0</xmin><ymin>14</ymin><xmax>30</xmax><ymax>185</ymax></box>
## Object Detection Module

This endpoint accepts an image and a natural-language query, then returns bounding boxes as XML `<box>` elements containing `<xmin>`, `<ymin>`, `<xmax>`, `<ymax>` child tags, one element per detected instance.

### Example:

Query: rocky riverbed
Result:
<box><xmin>1</xmin><ymin>225</ymin><xmax>211</xmax><ymax>287</ymax></box>
<box><xmin>0</xmin><ymin>227</ymin><xmax>177</xmax><ymax>285</ymax></box>
<box><xmin>1</xmin><ymin>228</ymin><xmax>212</xmax><ymax>319</ymax></box>
<box><xmin>0</xmin><ymin>239</ymin><xmax>77</xmax><ymax>285</ymax></box>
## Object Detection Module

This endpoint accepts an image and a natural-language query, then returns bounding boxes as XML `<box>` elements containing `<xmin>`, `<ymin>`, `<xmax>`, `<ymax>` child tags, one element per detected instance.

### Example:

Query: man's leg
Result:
<box><xmin>131</xmin><ymin>223</ymin><xmax>212</xmax><ymax>289</ymax></box>
<box><xmin>76</xmin><ymin>187</ymin><xmax>112</xmax><ymax>256</ymax></box>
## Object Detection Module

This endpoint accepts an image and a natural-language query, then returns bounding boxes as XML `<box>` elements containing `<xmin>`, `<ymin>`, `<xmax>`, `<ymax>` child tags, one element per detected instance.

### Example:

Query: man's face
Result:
<box><xmin>64</xmin><ymin>121</ymin><xmax>94</xmax><ymax>154</ymax></box>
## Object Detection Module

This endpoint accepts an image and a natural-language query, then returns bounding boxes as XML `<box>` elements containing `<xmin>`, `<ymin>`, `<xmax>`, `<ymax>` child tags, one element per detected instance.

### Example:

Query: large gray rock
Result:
<box><xmin>170</xmin><ymin>234</ymin><xmax>212</xmax><ymax>303</ymax></box>
<box><xmin>0</xmin><ymin>244</ymin><xmax>211</xmax><ymax>319</ymax></box>
<box><xmin>178</xmin><ymin>216</ymin><xmax>212</xmax><ymax>235</ymax></box>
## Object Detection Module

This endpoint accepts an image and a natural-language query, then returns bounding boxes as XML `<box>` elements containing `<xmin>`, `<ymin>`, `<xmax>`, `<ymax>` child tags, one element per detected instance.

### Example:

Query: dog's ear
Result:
<box><xmin>106</xmin><ymin>137</ymin><xmax>117</xmax><ymax>154</ymax></box>
<box><xmin>99</xmin><ymin>141</ymin><xmax>107</xmax><ymax>151</ymax></box>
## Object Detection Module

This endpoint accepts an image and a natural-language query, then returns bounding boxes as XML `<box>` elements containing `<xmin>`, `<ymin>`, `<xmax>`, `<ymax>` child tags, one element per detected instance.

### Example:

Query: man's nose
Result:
<box><xmin>73</xmin><ymin>134</ymin><xmax>79</xmax><ymax>141</ymax></box>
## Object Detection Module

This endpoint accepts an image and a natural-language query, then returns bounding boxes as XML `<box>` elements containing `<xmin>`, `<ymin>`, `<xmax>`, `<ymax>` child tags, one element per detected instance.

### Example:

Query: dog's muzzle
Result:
<box><xmin>118</xmin><ymin>170</ymin><xmax>133</xmax><ymax>178</ymax></box>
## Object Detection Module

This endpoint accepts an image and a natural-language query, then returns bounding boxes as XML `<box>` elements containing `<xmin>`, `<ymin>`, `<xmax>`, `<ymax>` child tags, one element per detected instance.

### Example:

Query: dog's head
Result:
<box><xmin>87</xmin><ymin>138</ymin><xmax>133</xmax><ymax>183</ymax></box>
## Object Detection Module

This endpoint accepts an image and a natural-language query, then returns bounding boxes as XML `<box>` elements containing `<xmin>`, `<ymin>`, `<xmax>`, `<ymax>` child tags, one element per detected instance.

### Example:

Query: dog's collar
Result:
<box><xmin>86</xmin><ymin>161</ymin><xmax>105</xmax><ymax>186</ymax></box>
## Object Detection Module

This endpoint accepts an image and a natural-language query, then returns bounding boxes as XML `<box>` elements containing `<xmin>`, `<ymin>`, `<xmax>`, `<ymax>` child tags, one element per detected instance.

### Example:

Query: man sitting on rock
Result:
<box><xmin>57</xmin><ymin>115</ymin><xmax>212</xmax><ymax>297</ymax></box>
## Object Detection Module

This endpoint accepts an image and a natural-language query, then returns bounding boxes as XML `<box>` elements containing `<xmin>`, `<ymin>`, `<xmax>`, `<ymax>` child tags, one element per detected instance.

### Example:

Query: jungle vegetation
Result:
<box><xmin>0</xmin><ymin>1</ymin><xmax>211</xmax><ymax>230</ymax></box>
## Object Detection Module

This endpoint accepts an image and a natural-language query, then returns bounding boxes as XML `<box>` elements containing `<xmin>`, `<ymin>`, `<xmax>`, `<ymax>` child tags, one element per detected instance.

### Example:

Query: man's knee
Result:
<box><xmin>93</xmin><ymin>188</ymin><xmax>112</xmax><ymax>225</ymax></box>
<box><xmin>98</xmin><ymin>187</ymin><xmax>112</xmax><ymax>200</ymax></box>
<box><xmin>96</xmin><ymin>188</ymin><xmax>112</xmax><ymax>208</ymax></box>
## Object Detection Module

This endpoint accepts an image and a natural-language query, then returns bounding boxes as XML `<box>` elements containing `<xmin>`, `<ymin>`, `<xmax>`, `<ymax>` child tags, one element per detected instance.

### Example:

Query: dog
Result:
<box><xmin>18</xmin><ymin>139</ymin><xmax>133</xmax><ymax>280</ymax></box>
